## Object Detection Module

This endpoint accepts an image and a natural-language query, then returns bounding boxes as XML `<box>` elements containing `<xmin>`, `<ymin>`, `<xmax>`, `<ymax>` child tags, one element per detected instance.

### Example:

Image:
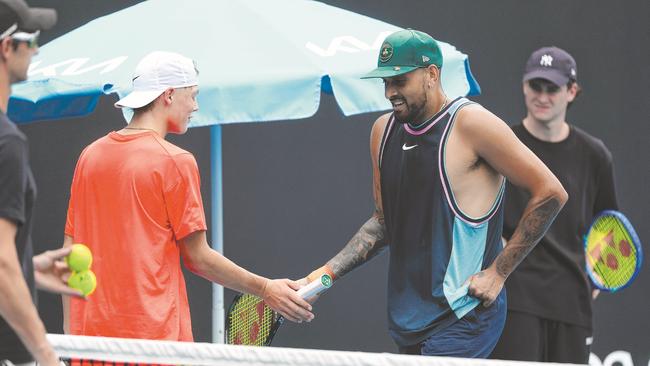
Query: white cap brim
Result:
<box><xmin>114</xmin><ymin>88</ymin><xmax>167</xmax><ymax>109</ymax></box>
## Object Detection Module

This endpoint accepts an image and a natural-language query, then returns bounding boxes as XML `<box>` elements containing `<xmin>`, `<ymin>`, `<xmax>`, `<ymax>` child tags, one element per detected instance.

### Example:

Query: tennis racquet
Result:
<box><xmin>226</xmin><ymin>274</ymin><xmax>332</xmax><ymax>346</ymax></box>
<box><xmin>584</xmin><ymin>210</ymin><xmax>643</xmax><ymax>292</ymax></box>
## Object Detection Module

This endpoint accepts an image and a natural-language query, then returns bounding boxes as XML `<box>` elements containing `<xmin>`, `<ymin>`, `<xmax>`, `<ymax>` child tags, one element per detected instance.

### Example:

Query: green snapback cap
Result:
<box><xmin>362</xmin><ymin>29</ymin><xmax>443</xmax><ymax>79</ymax></box>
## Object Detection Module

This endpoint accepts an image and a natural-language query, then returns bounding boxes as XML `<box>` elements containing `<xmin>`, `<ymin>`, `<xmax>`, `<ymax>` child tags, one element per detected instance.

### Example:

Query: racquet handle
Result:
<box><xmin>297</xmin><ymin>273</ymin><xmax>333</xmax><ymax>298</ymax></box>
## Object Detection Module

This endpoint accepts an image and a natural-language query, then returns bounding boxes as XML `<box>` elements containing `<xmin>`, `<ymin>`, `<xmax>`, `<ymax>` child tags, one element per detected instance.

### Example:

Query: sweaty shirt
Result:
<box><xmin>66</xmin><ymin>131</ymin><xmax>206</xmax><ymax>341</ymax></box>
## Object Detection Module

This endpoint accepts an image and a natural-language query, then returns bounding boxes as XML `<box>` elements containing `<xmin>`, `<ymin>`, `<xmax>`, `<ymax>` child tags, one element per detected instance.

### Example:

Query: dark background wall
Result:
<box><xmin>22</xmin><ymin>1</ymin><xmax>649</xmax><ymax>365</ymax></box>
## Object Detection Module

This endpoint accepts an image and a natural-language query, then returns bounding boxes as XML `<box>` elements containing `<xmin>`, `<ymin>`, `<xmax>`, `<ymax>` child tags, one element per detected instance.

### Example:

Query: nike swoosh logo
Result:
<box><xmin>402</xmin><ymin>143</ymin><xmax>418</xmax><ymax>151</ymax></box>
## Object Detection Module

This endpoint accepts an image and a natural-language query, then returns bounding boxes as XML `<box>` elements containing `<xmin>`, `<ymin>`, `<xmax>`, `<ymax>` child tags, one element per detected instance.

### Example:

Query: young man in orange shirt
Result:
<box><xmin>62</xmin><ymin>51</ymin><xmax>313</xmax><ymax>341</ymax></box>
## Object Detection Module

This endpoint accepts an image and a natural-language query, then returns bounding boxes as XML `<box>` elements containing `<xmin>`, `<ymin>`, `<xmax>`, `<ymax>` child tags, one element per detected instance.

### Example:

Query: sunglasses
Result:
<box><xmin>12</xmin><ymin>30</ymin><xmax>40</xmax><ymax>49</ymax></box>
<box><xmin>527</xmin><ymin>79</ymin><xmax>560</xmax><ymax>94</ymax></box>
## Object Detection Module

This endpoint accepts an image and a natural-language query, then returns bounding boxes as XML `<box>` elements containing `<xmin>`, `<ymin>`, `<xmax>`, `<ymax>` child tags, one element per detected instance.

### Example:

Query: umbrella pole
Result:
<box><xmin>210</xmin><ymin>125</ymin><xmax>225</xmax><ymax>343</ymax></box>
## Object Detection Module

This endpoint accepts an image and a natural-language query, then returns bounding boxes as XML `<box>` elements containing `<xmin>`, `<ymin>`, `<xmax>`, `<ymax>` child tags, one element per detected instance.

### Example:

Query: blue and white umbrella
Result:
<box><xmin>10</xmin><ymin>0</ymin><xmax>479</xmax><ymax>124</ymax></box>
<box><xmin>8</xmin><ymin>0</ymin><xmax>480</xmax><ymax>342</ymax></box>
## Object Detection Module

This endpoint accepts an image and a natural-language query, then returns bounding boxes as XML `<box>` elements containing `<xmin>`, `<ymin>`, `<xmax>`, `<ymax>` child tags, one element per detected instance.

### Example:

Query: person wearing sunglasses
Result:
<box><xmin>490</xmin><ymin>47</ymin><xmax>619</xmax><ymax>363</ymax></box>
<box><xmin>0</xmin><ymin>1</ymin><xmax>87</xmax><ymax>365</ymax></box>
<box><xmin>0</xmin><ymin>21</ymin><xmax>39</xmax><ymax>85</ymax></box>
<box><xmin>0</xmin><ymin>1</ymin><xmax>86</xmax><ymax>365</ymax></box>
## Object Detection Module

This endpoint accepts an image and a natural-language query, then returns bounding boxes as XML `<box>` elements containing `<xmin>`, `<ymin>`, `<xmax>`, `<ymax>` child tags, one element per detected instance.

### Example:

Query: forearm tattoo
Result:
<box><xmin>326</xmin><ymin>214</ymin><xmax>388</xmax><ymax>279</ymax></box>
<box><xmin>496</xmin><ymin>197</ymin><xmax>562</xmax><ymax>278</ymax></box>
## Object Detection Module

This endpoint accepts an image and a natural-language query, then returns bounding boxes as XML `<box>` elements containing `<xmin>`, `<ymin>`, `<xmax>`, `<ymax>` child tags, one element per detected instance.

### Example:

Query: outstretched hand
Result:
<box><xmin>261</xmin><ymin>278</ymin><xmax>314</xmax><ymax>323</ymax></box>
<box><xmin>33</xmin><ymin>247</ymin><xmax>84</xmax><ymax>298</ymax></box>
<box><xmin>466</xmin><ymin>266</ymin><xmax>505</xmax><ymax>307</ymax></box>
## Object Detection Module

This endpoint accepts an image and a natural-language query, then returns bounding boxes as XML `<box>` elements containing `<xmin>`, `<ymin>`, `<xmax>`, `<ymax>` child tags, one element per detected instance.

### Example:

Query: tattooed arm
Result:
<box><xmin>467</xmin><ymin>196</ymin><xmax>564</xmax><ymax>306</ymax></box>
<box><xmin>324</xmin><ymin>211</ymin><xmax>388</xmax><ymax>279</ymax></box>
<box><xmin>305</xmin><ymin>113</ymin><xmax>392</xmax><ymax>284</ymax></box>
<box><xmin>494</xmin><ymin>198</ymin><xmax>562</xmax><ymax>279</ymax></box>
<box><xmin>453</xmin><ymin>106</ymin><xmax>568</xmax><ymax>306</ymax></box>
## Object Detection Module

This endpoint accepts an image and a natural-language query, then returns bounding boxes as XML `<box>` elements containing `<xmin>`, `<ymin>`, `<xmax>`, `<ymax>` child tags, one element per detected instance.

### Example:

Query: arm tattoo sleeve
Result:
<box><xmin>326</xmin><ymin>213</ymin><xmax>388</xmax><ymax>279</ymax></box>
<box><xmin>496</xmin><ymin>197</ymin><xmax>562</xmax><ymax>278</ymax></box>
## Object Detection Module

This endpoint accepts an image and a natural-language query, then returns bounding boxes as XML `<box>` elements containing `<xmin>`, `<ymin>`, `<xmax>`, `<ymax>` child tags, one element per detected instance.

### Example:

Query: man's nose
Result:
<box><xmin>536</xmin><ymin>91</ymin><xmax>552</xmax><ymax>102</ymax></box>
<box><xmin>385</xmin><ymin>84</ymin><xmax>397</xmax><ymax>99</ymax></box>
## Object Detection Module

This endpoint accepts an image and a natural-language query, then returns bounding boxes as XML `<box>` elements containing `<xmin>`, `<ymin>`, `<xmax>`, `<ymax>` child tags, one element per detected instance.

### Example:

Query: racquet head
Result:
<box><xmin>225</xmin><ymin>274</ymin><xmax>332</xmax><ymax>346</ymax></box>
<box><xmin>584</xmin><ymin>210</ymin><xmax>643</xmax><ymax>292</ymax></box>
<box><xmin>226</xmin><ymin>293</ymin><xmax>281</xmax><ymax>346</ymax></box>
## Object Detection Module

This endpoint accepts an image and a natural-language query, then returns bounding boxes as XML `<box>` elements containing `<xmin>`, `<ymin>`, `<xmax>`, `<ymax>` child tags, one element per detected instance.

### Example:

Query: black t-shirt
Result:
<box><xmin>503</xmin><ymin>124</ymin><xmax>618</xmax><ymax>329</ymax></box>
<box><xmin>0</xmin><ymin>113</ymin><xmax>37</xmax><ymax>363</ymax></box>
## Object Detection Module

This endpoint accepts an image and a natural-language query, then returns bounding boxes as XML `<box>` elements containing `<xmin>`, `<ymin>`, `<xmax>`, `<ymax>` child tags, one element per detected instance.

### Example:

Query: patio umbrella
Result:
<box><xmin>8</xmin><ymin>0</ymin><xmax>480</xmax><ymax>342</ymax></box>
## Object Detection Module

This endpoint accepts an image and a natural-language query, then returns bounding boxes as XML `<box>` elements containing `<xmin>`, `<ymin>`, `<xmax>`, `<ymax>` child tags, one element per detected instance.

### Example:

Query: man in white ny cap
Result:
<box><xmin>62</xmin><ymin>51</ymin><xmax>314</xmax><ymax>341</ymax></box>
<box><xmin>0</xmin><ymin>1</ymin><xmax>86</xmax><ymax>365</ymax></box>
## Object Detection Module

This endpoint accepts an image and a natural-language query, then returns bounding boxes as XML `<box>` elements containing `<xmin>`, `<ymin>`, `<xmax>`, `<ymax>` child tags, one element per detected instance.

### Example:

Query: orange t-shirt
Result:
<box><xmin>65</xmin><ymin>131</ymin><xmax>206</xmax><ymax>341</ymax></box>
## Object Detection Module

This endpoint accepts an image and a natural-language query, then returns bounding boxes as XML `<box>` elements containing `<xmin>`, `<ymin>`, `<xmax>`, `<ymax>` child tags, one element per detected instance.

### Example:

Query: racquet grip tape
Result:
<box><xmin>297</xmin><ymin>274</ymin><xmax>332</xmax><ymax>298</ymax></box>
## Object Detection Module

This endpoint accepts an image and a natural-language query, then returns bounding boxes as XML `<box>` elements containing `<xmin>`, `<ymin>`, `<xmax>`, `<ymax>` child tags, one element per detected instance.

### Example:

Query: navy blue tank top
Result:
<box><xmin>379</xmin><ymin>97</ymin><xmax>505</xmax><ymax>346</ymax></box>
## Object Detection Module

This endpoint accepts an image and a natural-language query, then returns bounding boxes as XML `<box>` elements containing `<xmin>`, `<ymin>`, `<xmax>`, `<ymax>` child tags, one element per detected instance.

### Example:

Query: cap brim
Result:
<box><xmin>114</xmin><ymin>89</ymin><xmax>166</xmax><ymax>109</ymax></box>
<box><xmin>523</xmin><ymin>69</ymin><xmax>569</xmax><ymax>87</ymax></box>
<box><xmin>20</xmin><ymin>8</ymin><xmax>57</xmax><ymax>31</ymax></box>
<box><xmin>361</xmin><ymin>65</ymin><xmax>420</xmax><ymax>79</ymax></box>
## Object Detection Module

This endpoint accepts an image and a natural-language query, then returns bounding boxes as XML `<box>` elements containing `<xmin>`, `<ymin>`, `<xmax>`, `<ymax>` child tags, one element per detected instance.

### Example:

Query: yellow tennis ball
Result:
<box><xmin>67</xmin><ymin>270</ymin><xmax>97</xmax><ymax>296</ymax></box>
<box><xmin>66</xmin><ymin>243</ymin><xmax>92</xmax><ymax>272</ymax></box>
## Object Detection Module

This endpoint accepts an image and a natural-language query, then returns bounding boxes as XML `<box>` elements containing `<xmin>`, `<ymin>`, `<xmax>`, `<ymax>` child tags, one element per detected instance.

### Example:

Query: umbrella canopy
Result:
<box><xmin>8</xmin><ymin>0</ymin><xmax>479</xmax><ymax>125</ymax></box>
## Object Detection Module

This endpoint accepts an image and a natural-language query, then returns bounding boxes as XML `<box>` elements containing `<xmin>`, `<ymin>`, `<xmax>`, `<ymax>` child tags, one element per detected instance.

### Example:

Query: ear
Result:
<box><xmin>161</xmin><ymin>88</ymin><xmax>175</xmax><ymax>105</ymax></box>
<box><xmin>426</xmin><ymin>64</ymin><xmax>441</xmax><ymax>84</ymax></box>
<box><xmin>0</xmin><ymin>37</ymin><xmax>12</xmax><ymax>61</ymax></box>
<box><xmin>566</xmin><ymin>82</ymin><xmax>578</xmax><ymax>103</ymax></box>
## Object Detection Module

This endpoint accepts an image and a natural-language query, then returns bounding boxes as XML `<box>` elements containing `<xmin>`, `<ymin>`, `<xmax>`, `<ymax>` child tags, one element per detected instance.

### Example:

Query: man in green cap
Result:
<box><xmin>303</xmin><ymin>29</ymin><xmax>567</xmax><ymax>357</ymax></box>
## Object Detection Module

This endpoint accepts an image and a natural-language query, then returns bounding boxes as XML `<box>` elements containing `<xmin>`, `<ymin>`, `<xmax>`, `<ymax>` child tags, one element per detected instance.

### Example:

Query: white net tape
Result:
<box><xmin>47</xmin><ymin>334</ymin><xmax>583</xmax><ymax>366</ymax></box>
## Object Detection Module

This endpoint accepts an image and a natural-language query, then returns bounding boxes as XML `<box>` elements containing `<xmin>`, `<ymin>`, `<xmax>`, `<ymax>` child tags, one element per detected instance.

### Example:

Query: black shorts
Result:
<box><xmin>489</xmin><ymin>310</ymin><xmax>591</xmax><ymax>364</ymax></box>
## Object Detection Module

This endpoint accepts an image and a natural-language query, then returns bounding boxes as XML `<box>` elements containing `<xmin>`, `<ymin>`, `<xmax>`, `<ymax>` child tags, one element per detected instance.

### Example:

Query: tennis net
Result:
<box><xmin>47</xmin><ymin>334</ymin><xmax>582</xmax><ymax>366</ymax></box>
